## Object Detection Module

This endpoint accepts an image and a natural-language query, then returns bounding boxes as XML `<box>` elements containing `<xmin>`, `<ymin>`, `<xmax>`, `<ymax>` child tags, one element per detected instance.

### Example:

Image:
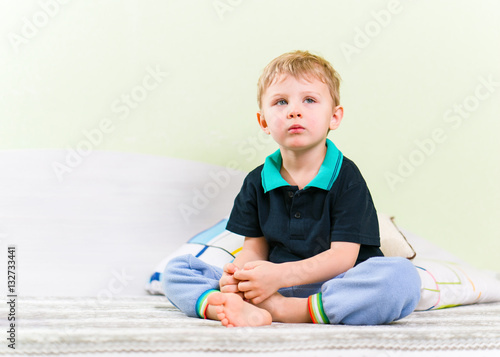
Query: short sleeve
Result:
<box><xmin>225</xmin><ymin>170</ymin><xmax>264</xmax><ymax>238</ymax></box>
<box><xmin>329</xmin><ymin>181</ymin><xmax>380</xmax><ymax>246</ymax></box>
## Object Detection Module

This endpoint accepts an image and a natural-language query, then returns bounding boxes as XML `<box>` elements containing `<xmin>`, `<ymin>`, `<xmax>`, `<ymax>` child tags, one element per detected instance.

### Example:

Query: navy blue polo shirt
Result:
<box><xmin>226</xmin><ymin>139</ymin><xmax>383</xmax><ymax>266</ymax></box>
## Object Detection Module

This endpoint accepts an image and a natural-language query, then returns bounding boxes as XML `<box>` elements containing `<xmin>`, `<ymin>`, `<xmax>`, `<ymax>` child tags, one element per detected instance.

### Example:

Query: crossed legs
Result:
<box><xmin>164</xmin><ymin>255</ymin><xmax>421</xmax><ymax>327</ymax></box>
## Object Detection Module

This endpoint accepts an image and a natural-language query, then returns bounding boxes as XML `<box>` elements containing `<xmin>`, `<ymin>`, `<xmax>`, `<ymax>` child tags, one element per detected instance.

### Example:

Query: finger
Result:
<box><xmin>225</xmin><ymin>275</ymin><xmax>240</xmax><ymax>285</ymax></box>
<box><xmin>237</xmin><ymin>281</ymin><xmax>252</xmax><ymax>292</ymax></box>
<box><xmin>243</xmin><ymin>261</ymin><xmax>259</xmax><ymax>270</ymax></box>
<box><xmin>223</xmin><ymin>263</ymin><xmax>239</xmax><ymax>274</ymax></box>
<box><xmin>219</xmin><ymin>274</ymin><xmax>230</xmax><ymax>287</ymax></box>
<box><xmin>234</xmin><ymin>269</ymin><xmax>251</xmax><ymax>280</ymax></box>
<box><xmin>220</xmin><ymin>284</ymin><xmax>239</xmax><ymax>294</ymax></box>
<box><xmin>244</xmin><ymin>290</ymin><xmax>258</xmax><ymax>301</ymax></box>
<box><xmin>224</xmin><ymin>263</ymin><xmax>238</xmax><ymax>274</ymax></box>
<box><xmin>219</xmin><ymin>275</ymin><xmax>231</xmax><ymax>287</ymax></box>
<box><xmin>223</xmin><ymin>263</ymin><xmax>232</xmax><ymax>273</ymax></box>
<box><xmin>251</xmin><ymin>296</ymin><xmax>264</xmax><ymax>305</ymax></box>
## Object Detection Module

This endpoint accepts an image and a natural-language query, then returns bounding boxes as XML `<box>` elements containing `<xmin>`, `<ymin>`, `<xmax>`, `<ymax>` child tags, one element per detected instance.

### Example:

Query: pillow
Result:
<box><xmin>146</xmin><ymin>218</ymin><xmax>242</xmax><ymax>295</ymax></box>
<box><xmin>377</xmin><ymin>213</ymin><xmax>416</xmax><ymax>259</ymax></box>
<box><xmin>414</xmin><ymin>258</ymin><xmax>500</xmax><ymax>310</ymax></box>
<box><xmin>145</xmin><ymin>212</ymin><xmax>416</xmax><ymax>295</ymax></box>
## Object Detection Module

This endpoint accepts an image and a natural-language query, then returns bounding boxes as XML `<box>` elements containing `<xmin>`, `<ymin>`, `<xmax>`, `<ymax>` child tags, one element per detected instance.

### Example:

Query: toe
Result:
<box><xmin>207</xmin><ymin>292</ymin><xmax>226</xmax><ymax>306</ymax></box>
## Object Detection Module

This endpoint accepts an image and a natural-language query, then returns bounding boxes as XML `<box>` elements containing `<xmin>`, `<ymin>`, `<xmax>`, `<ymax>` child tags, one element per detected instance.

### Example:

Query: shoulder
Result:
<box><xmin>241</xmin><ymin>164</ymin><xmax>264</xmax><ymax>188</ymax></box>
<box><xmin>336</xmin><ymin>156</ymin><xmax>367</xmax><ymax>187</ymax></box>
<box><xmin>236</xmin><ymin>164</ymin><xmax>264</xmax><ymax>197</ymax></box>
<box><xmin>227</xmin><ymin>164</ymin><xmax>265</xmax><ymax>237</ymax></box>
<box><xmin>246</xmin><ymin>164</ymin><xmax>264</xmax><ymax>181</ymax></box>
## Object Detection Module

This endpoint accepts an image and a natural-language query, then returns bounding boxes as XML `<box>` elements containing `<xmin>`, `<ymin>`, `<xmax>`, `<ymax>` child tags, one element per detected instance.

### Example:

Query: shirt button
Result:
<box><xmin>294</xmin><ymin>212</ymin><xmax>301</xmax><ymax>219</ymax></box>
<box><xmin>288</xmin><ymin>191</ymin><xmax>294</xmax><ymax>198</ymax></box>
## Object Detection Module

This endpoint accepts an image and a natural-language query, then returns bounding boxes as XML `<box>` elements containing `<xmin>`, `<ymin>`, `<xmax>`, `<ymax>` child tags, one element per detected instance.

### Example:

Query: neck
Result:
<box><xmin>279</xmin><ymin>141</ymin><xmax>327</xmax><ymax>189</ymax></box>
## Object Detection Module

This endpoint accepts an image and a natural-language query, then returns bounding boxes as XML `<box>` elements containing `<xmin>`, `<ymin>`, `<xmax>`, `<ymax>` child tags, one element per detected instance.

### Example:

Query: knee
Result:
<box><xmin>321</xmin><ymin>257</ymin><xmax>421</xmax><ymax>325</ymax></box>
<box><xmin>164</xmin><ymin>254</ymin><xmax>192</xmax><ymax>274</ymax></box>
<box><xmin>356</xmin><ymin>257</ymin><xmax>421</xmax><ymax>320</ymax></box>
<box><xmin>373</xmin><ymin>257</ymin><xmax>420</xmax><ymax>288</ymax></box>
<box><xmin>162</xmin><ymin>254</ymin><xmax>223</xmax><ymax>297</ymax></box>
<box><xmin>389</xmin><ymin>257</ymin><xmax>421</xmax><ymax>289</ymax></box>
<box><xmin>379</xmin><ymin>257</ymin><xmax>421</xmax><ymax>314</ymax></box>
<box><xmin>164</xmin><ymin>254</ymin><xmax>191</xmax><ymax>277</ymax></box>
<box><xmin>162</xmin><ymin>255</ymin><xmax>194</xmax><ymax>296</ymax></box>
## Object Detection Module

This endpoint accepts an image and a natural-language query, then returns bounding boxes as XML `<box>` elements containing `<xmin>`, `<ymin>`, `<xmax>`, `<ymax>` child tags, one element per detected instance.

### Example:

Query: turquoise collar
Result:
<box><xmin>261</xmin><ymin>139</ymin><xmax>343</xmax><ymax>193</ymax></box>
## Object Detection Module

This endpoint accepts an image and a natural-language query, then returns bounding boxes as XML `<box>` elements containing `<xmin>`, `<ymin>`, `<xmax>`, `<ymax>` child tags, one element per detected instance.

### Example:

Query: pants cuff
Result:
<box><xmin>195</xmin><ymin>289</ymin><xmax>219</xmax><ymax>319</ymax></box>
<box><xmin>308</xmin><ymin>293</ymin><xmax>330</xmax><ymax>324</ymax></box>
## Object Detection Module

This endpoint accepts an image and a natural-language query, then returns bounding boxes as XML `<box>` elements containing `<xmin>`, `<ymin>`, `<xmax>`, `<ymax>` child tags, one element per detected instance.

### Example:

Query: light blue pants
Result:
<box><xmin>163</xmin><ymin>254</ymin><xmax>421</xmax><ymax>325</ymax></box>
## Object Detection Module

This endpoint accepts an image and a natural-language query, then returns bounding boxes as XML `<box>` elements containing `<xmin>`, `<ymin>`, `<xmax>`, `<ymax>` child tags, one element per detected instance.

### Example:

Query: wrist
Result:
<box><xmin>283</xmin><ymin>260</ymin><xmax>310</xmax><ymax>287</ymax></box>
<box><xmin>279</xmin><ymin>261</ymin><xmax>296</xmax><ymax>288</ymax></box>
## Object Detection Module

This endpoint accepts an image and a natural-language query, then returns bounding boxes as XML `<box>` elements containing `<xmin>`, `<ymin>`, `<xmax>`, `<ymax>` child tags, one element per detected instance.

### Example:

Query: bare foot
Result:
<box><xmin>207</xmin><ymin>292</ymin><xmax>272</xmax><ymax>327</ymax></box>
<box><xmin>257</xmin><ymin>292</ymin><xmax>312</xmax><ymax>323</ymax></box>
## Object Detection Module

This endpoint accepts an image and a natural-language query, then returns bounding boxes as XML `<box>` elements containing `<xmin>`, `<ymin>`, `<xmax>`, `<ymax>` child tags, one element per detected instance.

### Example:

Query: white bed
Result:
<box><xmin>1</xmin><ymin>149</ymin><xmax>499</xmax><ymax>356</ymax></box>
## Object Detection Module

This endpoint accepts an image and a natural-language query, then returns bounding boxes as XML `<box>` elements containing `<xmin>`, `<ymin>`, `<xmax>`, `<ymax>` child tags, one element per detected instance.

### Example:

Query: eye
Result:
<box><xmin>304</xmin><ymin>98</ymin><xmax>315</xmax><ymax>103</ymax></box>
<box><xmin>276</xmin><ymin>99</ymin><xmax>287</xmax><ymax>106</ymax></box>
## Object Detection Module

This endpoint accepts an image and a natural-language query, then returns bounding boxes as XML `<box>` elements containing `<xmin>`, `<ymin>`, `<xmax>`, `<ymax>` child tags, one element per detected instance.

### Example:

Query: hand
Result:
<box><xmin>233</xmin><ymin>260</ymin><xmax>283</xmax><ymax>304</ymax></box>
<box><xmin>219</xmin><ymin>262</ymin><xmax>244</xmax><ymax>298</ymax></box>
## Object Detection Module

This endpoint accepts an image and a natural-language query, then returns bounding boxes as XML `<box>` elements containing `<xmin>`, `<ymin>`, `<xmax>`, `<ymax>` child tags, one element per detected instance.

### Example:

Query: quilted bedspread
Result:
<box><xmin>1</xmin><ymin>296</ymin><xmax>499</xmax><ymax>355</ymax></box>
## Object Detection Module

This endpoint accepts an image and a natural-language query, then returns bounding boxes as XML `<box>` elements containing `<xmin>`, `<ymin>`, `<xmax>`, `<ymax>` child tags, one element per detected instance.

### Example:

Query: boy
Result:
<box><xmin>164</xmin><ymin>50</ymin><xmax>420</xmax><ymax>327</ymax></box>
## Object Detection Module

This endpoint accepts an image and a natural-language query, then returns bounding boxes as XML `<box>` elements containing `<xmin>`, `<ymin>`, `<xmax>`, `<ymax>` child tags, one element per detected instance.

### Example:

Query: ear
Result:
<box><xmin>329</xmin><ymin>105</ymin><xmax>344</xmax><ymax>131</ymax></box>
<box><xmin>257</xmin><ymin>112</ymin><xmax>270</xmax><ymax>134</ymax></box>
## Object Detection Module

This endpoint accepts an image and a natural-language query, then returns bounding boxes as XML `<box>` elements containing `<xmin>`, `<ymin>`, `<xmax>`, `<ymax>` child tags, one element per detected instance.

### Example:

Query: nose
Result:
<box><xmin>287</xmin><ymin>105</ymin><xmax>302</xmax><ymax>119</ymax></box>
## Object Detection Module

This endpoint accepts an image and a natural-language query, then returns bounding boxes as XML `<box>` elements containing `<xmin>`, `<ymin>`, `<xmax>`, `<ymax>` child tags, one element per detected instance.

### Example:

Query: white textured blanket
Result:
<box><xmin>1</xmin><ymin>296</ymin><xmax>499</xmax><ymax>355</ymax></box>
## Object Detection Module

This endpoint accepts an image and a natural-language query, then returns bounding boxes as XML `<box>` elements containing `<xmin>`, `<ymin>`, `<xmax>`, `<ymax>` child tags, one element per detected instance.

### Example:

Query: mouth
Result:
<box><xmin>288</xmin><ymin>124</ymin><xmax>305</xmax><ymax>133</ymax></box>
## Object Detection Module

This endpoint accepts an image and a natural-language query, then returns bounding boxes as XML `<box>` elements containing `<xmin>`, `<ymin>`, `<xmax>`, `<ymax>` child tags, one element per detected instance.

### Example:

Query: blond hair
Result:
<box><xmin>257</xmin><ymin>50</ymin><xmax>341</xmax><ymax>109</ymax></box>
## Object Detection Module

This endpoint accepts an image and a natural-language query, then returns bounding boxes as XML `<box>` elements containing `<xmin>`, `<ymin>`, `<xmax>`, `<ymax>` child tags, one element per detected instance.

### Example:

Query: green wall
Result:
<box><xmin>1</xmin><ymin>0</ymin><xmax>499</xmax><ymax>270</ymax></box>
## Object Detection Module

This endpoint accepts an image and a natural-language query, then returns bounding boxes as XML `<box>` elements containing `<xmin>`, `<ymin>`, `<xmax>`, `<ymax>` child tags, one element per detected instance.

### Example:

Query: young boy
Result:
<box><xmin>164</xmin><ymin>50</ymin><xmax>421</xmax><ymax>327</ymax></box>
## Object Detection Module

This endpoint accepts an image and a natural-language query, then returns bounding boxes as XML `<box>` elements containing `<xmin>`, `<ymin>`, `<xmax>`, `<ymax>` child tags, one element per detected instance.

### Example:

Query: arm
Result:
<box><xmin>279</xmin><ymin>241</ymin><xmax>359</xmax><ymax>287</ymax></box>
<box><xmin>234</xmin><ymin>241</ymin><xmax>359</xmax><ymax>304</ymax></box>
<box><xmin>233</xmin><ymin>236</ymin><xmax>269</xmax><ymax>269</ymax></box>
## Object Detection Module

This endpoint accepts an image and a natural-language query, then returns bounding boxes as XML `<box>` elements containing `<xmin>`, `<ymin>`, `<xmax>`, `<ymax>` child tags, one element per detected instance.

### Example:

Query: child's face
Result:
<box><xmin>257</xmin><ymin>74</ymin><xmax>343</xmax><ymax>153</ymax></box>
